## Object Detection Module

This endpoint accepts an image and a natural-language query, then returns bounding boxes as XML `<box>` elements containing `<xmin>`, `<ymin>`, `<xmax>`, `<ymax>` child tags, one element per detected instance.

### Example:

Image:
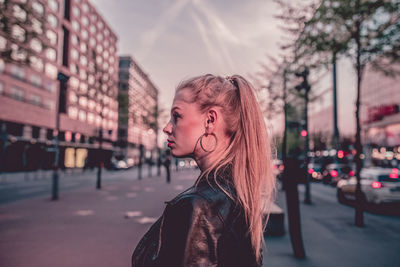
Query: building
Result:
<box><xmin>118</xmin><ymin>56</ymin><xmax>159</xmax><ymax>165</ymax></box>
<box><xmin>0</xmin><ymin>0</ymin><xmax>118</xmax><ymax>172</ymax></box>
<box><xmin>361</xmin><ymin>64</ymin><xmax>400</xmax><ymax>167</ymax></box>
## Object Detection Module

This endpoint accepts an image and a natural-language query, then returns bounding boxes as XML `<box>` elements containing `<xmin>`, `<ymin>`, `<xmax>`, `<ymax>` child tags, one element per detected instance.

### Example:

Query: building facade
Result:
<box><xmin>361</xmin><ymin>64</ymin><xmax>400</xmax><ymax>167</ymax></box>
<box><xmin>118</xmin><ymin>56</ymin><xmax>158</xmax><ymax>165</ymax></box>
<box><xmin>0</xmin><ymin>0</ymin><xmax>118</xmax><ymax>172</ymax></box>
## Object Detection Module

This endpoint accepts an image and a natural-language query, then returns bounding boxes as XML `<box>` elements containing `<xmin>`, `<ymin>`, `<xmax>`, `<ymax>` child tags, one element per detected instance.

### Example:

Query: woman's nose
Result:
<box><xmin>163</xmin><ymin>121</ymin><xmax>172</xmax><ymax>135</ymax></box>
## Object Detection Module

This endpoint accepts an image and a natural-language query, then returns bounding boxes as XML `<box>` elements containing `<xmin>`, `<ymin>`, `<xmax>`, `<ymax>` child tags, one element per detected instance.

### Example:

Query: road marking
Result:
<box><xmin>174</xmin><ymin>185</ymin><xmax>184</xmax><ymax>191</ymax></box>
<box><xmin>124</xmin><ymin>211</ymin><xmax>142</xmax><ymax>218</ymax></box>
<box><xmin>144</xmin><ymin>187</ymin><xmax>154</xmax><ymax>192</ymax></box>
<box><xmin>106</xmin><ymin>196</ymin><xmax>118</xmax><ymax>201</ymax></box>
<box><xmin>136</xmin><ymin>216</ymin><xmax>157</xmax><ymax>224</ymax></box>
<box><xmin>75</xmin><ymin>210</ymin><xmax>94</xmax><ymax>216</ymax></box>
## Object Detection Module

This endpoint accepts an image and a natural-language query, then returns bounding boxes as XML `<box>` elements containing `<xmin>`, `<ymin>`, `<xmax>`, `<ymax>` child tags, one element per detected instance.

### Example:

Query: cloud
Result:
<box><xmin>139</xmin><ymin>0</ymin><xmax>191</xmax><ymax>59</ymax></box>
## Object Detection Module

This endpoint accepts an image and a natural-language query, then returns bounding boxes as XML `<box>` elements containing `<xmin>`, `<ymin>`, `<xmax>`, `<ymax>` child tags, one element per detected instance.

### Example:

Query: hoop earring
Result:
<box><xmin>200</xmin><ymin>133</ymin><xmax>217</xmax><ymax>152</ymax></box>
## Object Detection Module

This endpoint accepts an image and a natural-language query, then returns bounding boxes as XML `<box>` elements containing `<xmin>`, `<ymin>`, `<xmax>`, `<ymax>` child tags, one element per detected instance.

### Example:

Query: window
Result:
<box><xmin>44</xmin><ymin>99</ymin><xmax>55</xmax><ymax>110</ymax></box>
<box><xmin>29</xmin><ymin>56</ymin><xmax>44</xmax><ymax>72</ymax></box>
<box><xmin>88</xmin><ymin>75</ymin><xmax>95</xmax><ymax>85</ymax></box>
<box><xmin>72</xmin><ymin>6</ymin><xmax>80</xmax><ymax>17</ymax></box>
<box><xmin>97</xmin><ymin>33</ymin><xmax>103</xmax><ymax>41</ymax></box>
<box><xmin>69</xmin><ymin>91</ymin><xmax>77</xmax><ymax>103</ymax></box>
<box><xmin>11</xmin><ymin>65</ymin><xmax>25</xmax><ymax>80</ymax></box>
<box><xmin>44</xmin><ymin>80</ymin><xmax>56</xmax><ymax>92</ymax></box>
<box><xmin>80</xmin><ymin>43</ymin><xmax>87</xmax><ymax>53</ymax></box>
<box><xmin>31</xmin><ymin>18</ymin><xmax>43</xmax><ymax>34</ymax></box>
<box><xmin>11</xmin><ymin>87</ymin><xmax>24</xmax><ymax>101</ymax></box>
<box><xmin>103</xmin><ymin>51</ymin><xmax>109</xmax><ymax>59</ymax></box>
<box><xmin>45</xmin><ymin>63</ymin><xmax>57</xmax><ymax>79</ymax></box>
<box><xmin>71</xmin><ymin>35</ymin><xmax>79</xmax><ymax>46</ymax></box>
<box><xmin>69</xmin><ymin>77</ymin><xmax>79</xmax><ymax>89</ymax></box>
<box><xmin>12</xmin><ymin>25</ymin><xmax>25</xmax><ymax>42</ymax></box>
<box><xmin>13</xmin><ymin>4</ymin><xmax>27</xmax><ymax>21</ymax></box>
<box><xmin>78</xmin><ymin>110</ymin><xmax>86</xmax><ymax>121</ymax></box>
<box><xmin>46</xmin><ymin>48</ymin><xmax>57</xmax><ymax>61</ymax></box>
<box><xmin>48</xmin><ymin>14</ymin><xmax>58</xmax><ymax>27</ymax></box>
<box><xmin>87</xmin><ymin>113</ymin><xmax>94</xmax><ymax>124</ymax></box>
<box><xmin>48</xmin><ymin>0</ymin><xmax>59</xmax><ymax>12</ymax></box>
<box><xmin>71</xmin><ymin>48</ymin><xmax>79</xmax><ymax>60</ymax></box>
<box><xmin>82</xmin><ymin>30</ymin><xmax>88</xmax><ymax>40</ymax></box>
<box><xmin>68</xmin><ymin>106</ymin><xmax>78</xmax><ymax>119</ymax></box>
<box><xmin>104</xmin><ymin>29</ymin><xmax>109</xmax><ymax>37</ymax></box>
<box><xmin>70</xmin><ymin>63</ymin><xmax>78</xmax><ymax>74</ymax></box>
<box><xmin>82</xmin><ymin>3</ymin><xmax>89</xmax><ymax>13</ymax></box>
<box><xmin>0</xmin><ymin>59</ymin><xmax>4</xmax><ymax>72</ymax></box>
<box><xmin>80</xmin><ymin>83</ymin><xmax>88</xmax><ymax>93</ymax></box>
<box><xmin>10</xmin><ymin>44</ymin><xmax>27</xmax><ymax>61</ymax></box>
<box><xmin>82</xmin><ymin>16</ymin><xmax>89</xmax><ymax>27</ymax></box>
<box><xmin>97</xmin><ymin>21</ymin><xmax>103</xmax><ymax>29</ymax></box>
<box><xmin>89</xmin><ymin>38</ymin><xmax>96</xmax><ymax>47</ymax></box>
<box><xmin>80</xmin><ymin>55</ymin><xmax>87</xmax><ymax>66</ymax></box>
<box><xmin>72</xmin><ymin>21</ymin><xmax>80</xmax><ymax>32</ymax></box>
<box><xmin>30</xmin><ymin>38</ymin><xmax>42</xmax><ymax>53</ymax></box>
<box><xmin>46</xmin><ymin>30</ymin><xmax>57</xmax><ymax>45</ymax></box>
<box><xmin>0</xmin><ymin>82</ymin><xmax>3</xmax><ymax>95</ymax></box>
<box><xmin>79</xmin><ymin>96</ymin><xmax>87</xmax><ymax>107</ymax></box>
<box><xmin>96</xmin><ymin>115</ymin><xmax>101</xmax><ymax>126</ymax></box>
<box><xmin>88</xmin><ymin>100</ymin><xmax>95</xmax><ymax>110</ymax></box>
<box><xmin>30</xmin><ymin>94</ymin><xmax>41</xmax><ymax>106</ymax></box>
<box><xmin>32</xmin><ymin>1</ymin><xmax>44</xmax><ymax>16</ymax></box>
<box><xmin>90</xmin><ymin>25</ymin><xmax>96</xmax><ymax>34</ymax></box>
<box><xmin>30</xmin><ymin>74</ymin><xmax>42</xmax><ymax>87</ymax></box>
<box><xmin>0</xmin><ymin>35</ymin><xmax>6</xmax><ymax>50</ymax></box>
<box><xmin>79</xmin><ymin>70</ymin><xmax>87</xmax><ymax>80</ymax></box>
<box><xmin>96</xmin><ymin>44</ymin><xmax>103</xmax><ymax>53</ymax></box>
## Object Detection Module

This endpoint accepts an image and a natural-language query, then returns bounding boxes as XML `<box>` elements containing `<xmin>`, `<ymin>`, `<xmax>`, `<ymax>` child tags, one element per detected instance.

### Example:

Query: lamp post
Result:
<box><xmin>52</xmin><ymin>72</ymin><xmax>69</xmax><ymax>200</ymax></box>
<box><xmin>295</xmin><ymin>67</ymin><xmax>311</xmax><ymax>204</ymax></box>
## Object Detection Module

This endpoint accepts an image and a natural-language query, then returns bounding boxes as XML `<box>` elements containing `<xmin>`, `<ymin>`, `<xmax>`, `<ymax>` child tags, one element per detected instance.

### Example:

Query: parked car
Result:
<box><xmin>337</xmin><ymin>167</ymin><xmax>400</xmax><ymax>205</ymax></box>
<box><xmin>322</xmin><ymin>163</ymin><xmax>354</xmax><ymax>185</ymax></box>
<box><xmin>272</xmin><ymin>159</ymin><xmax>284</xmax><ymax>180</ymax></box>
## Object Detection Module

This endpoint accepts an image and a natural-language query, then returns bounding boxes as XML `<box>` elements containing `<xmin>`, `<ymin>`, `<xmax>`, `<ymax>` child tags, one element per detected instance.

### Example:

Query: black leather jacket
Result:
<box><xmin>131</xmin><ymin>167</ymin><xmax>262</xmax><ymax>267</ymax></box>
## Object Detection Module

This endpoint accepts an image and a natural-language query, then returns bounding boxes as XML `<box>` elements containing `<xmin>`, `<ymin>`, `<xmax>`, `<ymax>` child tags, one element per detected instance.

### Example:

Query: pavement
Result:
<box><xmin>0</xmin><ymin>168</ymin><xmax>399</xmax><ymax>267</ymax></box>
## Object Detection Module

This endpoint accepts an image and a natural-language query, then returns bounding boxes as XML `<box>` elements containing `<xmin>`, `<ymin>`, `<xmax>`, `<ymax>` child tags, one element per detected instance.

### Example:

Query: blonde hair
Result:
<box><xmin>176</xmin><ymin>74</ymin><xmax>276</xmax><ymax>262</ymax></box>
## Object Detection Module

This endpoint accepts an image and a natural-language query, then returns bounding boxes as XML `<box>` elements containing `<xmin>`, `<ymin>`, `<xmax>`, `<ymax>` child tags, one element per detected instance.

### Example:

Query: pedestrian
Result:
<box><xmin>164</xmin><ymin>149</ymin><xmax>171</xmax><ymax>183</ymax></box>
<box><xmin>131</xmin><ymin>74</ymin><xmax>276</xmax><ymax>267</ymax></box>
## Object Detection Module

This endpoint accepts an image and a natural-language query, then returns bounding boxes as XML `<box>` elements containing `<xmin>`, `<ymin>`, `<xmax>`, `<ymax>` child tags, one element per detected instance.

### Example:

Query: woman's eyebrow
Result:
<box><xmin>171</xmin><ymin>106</ymin><xmax>181</xmax><ymax>113</ymax></box>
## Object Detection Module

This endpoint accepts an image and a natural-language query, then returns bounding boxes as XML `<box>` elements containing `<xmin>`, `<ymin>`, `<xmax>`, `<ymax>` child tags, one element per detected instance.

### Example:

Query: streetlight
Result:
<box><xmin>52</xmin><ymin>72</ymin><xmax>69</xmax><ymax>200</ymax></box>
<box><xmin>295</xmin><ymin>67</ymin><xmax>312</xmax><ymax>205</ymax></box>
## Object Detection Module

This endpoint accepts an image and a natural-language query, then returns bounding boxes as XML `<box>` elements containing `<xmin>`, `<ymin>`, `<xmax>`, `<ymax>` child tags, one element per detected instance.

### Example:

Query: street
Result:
<box><xmin>0</xmin><ymin>168</ymin><xmax>399</xmax><ymax>267</ymax></box>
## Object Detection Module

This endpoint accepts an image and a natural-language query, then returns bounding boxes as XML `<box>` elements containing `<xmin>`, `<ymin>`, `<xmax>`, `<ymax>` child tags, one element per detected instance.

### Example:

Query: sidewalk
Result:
<box><xmin>0</xmin><ymin>169</ymin><xmax>399</xmax><ymax>267</ymax></box>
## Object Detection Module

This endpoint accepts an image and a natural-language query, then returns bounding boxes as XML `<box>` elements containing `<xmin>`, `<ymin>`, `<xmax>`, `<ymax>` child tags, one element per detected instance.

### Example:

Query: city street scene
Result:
<box><xmin>0</xmin><ymin>0</ymin><xmax>399</xmax><ymax>266</ymax></box>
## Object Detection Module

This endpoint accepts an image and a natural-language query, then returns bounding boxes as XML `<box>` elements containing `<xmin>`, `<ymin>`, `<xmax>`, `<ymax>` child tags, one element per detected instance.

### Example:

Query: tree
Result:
<box><xmin>295</xmin><ymin>0</ymin><xmax>400</xmax><ymax>226</ymax></box>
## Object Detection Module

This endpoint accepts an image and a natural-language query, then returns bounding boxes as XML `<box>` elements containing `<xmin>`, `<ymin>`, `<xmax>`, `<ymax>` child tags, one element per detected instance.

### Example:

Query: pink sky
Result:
<box><xmin>91</xmin><ymin>0</ymin><xmax>356</xmax><ymax>137</ymax></box>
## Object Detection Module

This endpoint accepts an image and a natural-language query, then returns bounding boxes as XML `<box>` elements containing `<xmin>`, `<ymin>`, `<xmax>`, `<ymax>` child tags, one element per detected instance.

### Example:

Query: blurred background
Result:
<box><xmin>0</xmin><ymin>0</ymin><xmax>399</xmax><ymax>266</ymax></box>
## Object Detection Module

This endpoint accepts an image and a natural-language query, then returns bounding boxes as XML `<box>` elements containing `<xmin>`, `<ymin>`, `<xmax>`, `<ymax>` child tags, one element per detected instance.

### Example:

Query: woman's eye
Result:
<box><xmin>173</xmin><ymin>113</ymin><xmax>180</xmax><ymax>122</ymax></box>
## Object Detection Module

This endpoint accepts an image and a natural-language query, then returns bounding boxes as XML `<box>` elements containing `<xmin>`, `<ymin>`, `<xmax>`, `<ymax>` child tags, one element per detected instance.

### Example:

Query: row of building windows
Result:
<box><xmin>0</xmin><ymin>83</ymin><xmax>55</xmax><ymax>110</ymax></box>
<box><xmin>68</xmin><ymin>91</ymin><xmax>117</xmax><ymax>120</ymax></box>
<box><xmin>67</xmin><ymin>106</ymin><xmax>116</xmax><ymax>128</ymax></box>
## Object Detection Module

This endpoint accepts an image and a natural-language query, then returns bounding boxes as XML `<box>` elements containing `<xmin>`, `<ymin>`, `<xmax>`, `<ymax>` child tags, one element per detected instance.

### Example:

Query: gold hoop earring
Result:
<box><xmin>200</xmin><ymin>133</ymin><xmax>217</xmax><ymax>152</ymax></box>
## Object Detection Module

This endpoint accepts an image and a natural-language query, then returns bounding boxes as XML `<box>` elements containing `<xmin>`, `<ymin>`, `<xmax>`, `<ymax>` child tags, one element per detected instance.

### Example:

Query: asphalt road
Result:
<box><xmin>0</xmin><ymin>168</ymin><xmax>399</xmax><ymax>267</ymax></box>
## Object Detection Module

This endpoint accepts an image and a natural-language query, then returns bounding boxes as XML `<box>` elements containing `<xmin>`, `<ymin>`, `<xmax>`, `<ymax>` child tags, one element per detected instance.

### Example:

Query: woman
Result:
<box><xmin>132</xmin><ymin>74</ymin><xmax>276</xmax><ymax>267</ymax></box>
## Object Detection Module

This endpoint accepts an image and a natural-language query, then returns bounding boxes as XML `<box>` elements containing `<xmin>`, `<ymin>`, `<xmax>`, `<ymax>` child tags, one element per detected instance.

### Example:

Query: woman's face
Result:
<box><xmin>163</xmin><ymin>89</ymin><xmax>206</xmax><ymax>158</ymax></box>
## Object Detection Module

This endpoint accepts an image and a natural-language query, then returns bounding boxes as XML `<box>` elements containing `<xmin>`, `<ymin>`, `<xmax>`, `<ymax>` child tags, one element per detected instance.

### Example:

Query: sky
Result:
<box><xmin>91</xmin><ymin>0</ymin><xmax>356</xmax><ymax>136</ymax></box>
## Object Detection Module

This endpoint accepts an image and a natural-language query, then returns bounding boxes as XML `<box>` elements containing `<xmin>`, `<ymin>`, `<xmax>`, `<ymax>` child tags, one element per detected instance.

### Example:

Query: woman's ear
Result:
<box><xmin>205</xmin><ymin>109</ymin><xmax>217</xmax><ymax>130</ymax></box>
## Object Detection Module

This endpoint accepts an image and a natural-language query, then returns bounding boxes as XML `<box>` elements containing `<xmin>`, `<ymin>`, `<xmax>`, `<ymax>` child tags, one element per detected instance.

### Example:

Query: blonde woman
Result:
<box><xmin>132</xmin><ymin>74</ymin><xmax>276</xmax><ymax>267</ymax></box>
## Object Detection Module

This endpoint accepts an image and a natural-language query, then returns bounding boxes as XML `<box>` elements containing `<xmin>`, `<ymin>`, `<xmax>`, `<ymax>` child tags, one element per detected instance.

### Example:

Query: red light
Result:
<box><xmin>308</xmin><ymin>168</ymin><xmax>314</xmax><ymax>174</ymax></box>
<box><xmin>389</xmin><ymin>173</ymin><xmax>399</xmax><ymax>179</ymax></box>
<box><xmin>349</xmin><ymin>170</ymin><xmax>355</xmax><ymax>176</ymax></box>
<box><xmin>330</xmin><ymin>170</ymin><xmax>338</xmax><ymax>177</ymax></box>
<box><xmin>301</xmin><ymin>130</ymin><xmax>308</xmax><ymax>137</ymax></box>
<box><xmin>337</xmin><ymin>150</ymin><xmax>344</xmax><ymax>159</ymax></box>
<box><xmin>392</xmin><ymin>168</ymin><xmax>399</xmax><ymax>174</ymax></box>
<box><xmin>65</xmin><ymin>131</ymin><xmax>72</xmax><ymax>142</ymax></box>
<box><xmin>371</xmin><ymin>181</ymin><xmax>382</xmax><ymax>189</ymax></box>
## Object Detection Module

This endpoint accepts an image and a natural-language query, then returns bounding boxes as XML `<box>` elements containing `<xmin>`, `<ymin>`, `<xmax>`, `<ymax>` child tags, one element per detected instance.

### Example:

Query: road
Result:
<box><xmin>0</xmin><ymin>169</ymin><xmax>399</xmax><ymax>267</ymax></box>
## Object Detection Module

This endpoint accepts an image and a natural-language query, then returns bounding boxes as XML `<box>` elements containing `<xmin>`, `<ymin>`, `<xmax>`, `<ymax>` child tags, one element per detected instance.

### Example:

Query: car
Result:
<box><xmin>322</xmin><ymin>163</ymin><xmax>354</xmax><ymax>185</ymax></box>
<box><xmin>272</xmin><ymin>159</ymin><xmax>284</xmax><ymax>180</ymax></box>
<box><xmin>308</xmin><ymin>162</ymin><xmax>323</xmax><ymax>182</ymax></box>
<box><xmin>337</xmin><ymin>167</ymin><xmax>400</xmax><ymax>205</ymax></box>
